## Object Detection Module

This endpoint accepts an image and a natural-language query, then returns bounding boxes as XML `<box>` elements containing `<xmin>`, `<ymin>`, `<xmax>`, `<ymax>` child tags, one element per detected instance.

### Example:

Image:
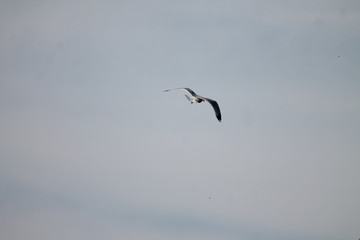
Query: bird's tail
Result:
<box><xmin>184</xmin><ymin>94</ymin><xmax>194</xmax><ymax>103</ymax></box>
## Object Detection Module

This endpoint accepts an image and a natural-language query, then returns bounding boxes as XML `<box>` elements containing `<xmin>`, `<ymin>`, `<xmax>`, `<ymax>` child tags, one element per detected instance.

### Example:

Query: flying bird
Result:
<box><xmin>163</xmin><ymin>87</ymin><xmax>222</xmax><ymax>122</ymax></box>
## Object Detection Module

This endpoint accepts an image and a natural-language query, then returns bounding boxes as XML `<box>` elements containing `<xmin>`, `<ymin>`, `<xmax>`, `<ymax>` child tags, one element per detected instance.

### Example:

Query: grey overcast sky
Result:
<box><xmin>1</xmin><ymin>0</ymin><xmax>359</xmax><ymax>239</ymax></box>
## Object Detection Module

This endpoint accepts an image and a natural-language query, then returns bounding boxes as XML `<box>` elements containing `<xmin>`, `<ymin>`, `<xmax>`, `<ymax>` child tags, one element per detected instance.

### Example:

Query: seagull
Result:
<box><xmin>163</xmin><ymin>87</ymin><xmax>222</xmax><ymax>122</ymax></box>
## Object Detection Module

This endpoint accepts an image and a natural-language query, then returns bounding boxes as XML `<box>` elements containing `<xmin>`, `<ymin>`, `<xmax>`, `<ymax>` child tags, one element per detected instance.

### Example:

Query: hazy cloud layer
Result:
<box><xmin>1</xmin><ymin>1</ymin><xmax>359</xmax><ymax>240</ymax></box>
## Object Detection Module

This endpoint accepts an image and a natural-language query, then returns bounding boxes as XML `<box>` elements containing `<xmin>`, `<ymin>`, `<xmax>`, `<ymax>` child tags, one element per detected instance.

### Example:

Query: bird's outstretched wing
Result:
<box><xmin>163</xmin><ymin>87</ymin><xmax>197</xmax><ymax>97</ymax></box>
<box><xmin>197</xmin><ymin>96</ymin><xmax>222</xmax><ymax>122</ymax></box>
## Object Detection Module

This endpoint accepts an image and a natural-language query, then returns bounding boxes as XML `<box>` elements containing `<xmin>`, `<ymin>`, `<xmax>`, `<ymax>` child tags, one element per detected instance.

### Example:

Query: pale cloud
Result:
<box><xmin>1</xmin><ymin>0</ymin><xmax>359</xmax><ymax>240</ymax></box>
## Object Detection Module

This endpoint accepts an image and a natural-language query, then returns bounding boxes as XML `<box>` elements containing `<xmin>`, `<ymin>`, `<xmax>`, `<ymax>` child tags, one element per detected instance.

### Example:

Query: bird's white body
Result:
<box><xmin>185</xmin><ymin>94</ymin><xmax>203</xmax><ymax>104</ymax></box>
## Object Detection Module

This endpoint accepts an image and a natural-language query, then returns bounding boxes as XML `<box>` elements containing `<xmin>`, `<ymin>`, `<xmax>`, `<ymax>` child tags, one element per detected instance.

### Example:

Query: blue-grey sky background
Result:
<box><xmin>1</xmin><ymin>0</ymin><xmax>359</xmax><ymax>239</ymax></box>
